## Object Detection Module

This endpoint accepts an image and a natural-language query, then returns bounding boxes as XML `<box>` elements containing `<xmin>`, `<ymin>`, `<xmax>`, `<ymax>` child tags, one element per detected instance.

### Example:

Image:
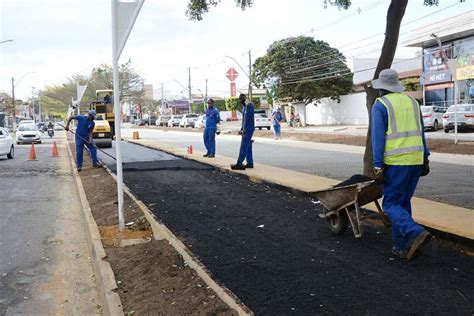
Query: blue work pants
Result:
<box><xmin>273</xmin><ymin>123</ymin><xmax>281</xmax><ymax>139</ymax></box>
<box><xmin>237</xmin><ymin>131</ymin><xmax>253</xmax><ymax>165</ymax></box>
<box><xmin>75</xmin><ymin>135</ymin><xmax>98</xmax><ymax>168</ymax></box>
<box><xmin>203</xmin><ymin>127</ymin><xmax>217</xmax><ymax>155</ymax></box>
<box><xmin>382</xmin><ymin>165</ymin><xmax>424</xmax><ymax>251</ymax></box>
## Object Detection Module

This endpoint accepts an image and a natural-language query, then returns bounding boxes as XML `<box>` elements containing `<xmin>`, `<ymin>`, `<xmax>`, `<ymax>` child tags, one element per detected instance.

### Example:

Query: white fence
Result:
<box><xmin>306</xmin><ymin>92</ymin><xmax>369</xmax><ymax>125</ymax></box>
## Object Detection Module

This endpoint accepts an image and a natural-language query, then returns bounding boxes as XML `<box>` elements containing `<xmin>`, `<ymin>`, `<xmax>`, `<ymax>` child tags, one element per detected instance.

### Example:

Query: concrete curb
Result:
<box><xmin>102</xmin><ymin>164</ymin><xmax>253</xmax><ymax>316</ymax></box>
<box><xmin>65</xmin><ymin>139</ymin><xmax>124</xmax><ymax>316</ymax></box>
<box><xmin>125</xmin><ymin>138</ymin><xmax>474</xmax><ymax>243</ymax></box>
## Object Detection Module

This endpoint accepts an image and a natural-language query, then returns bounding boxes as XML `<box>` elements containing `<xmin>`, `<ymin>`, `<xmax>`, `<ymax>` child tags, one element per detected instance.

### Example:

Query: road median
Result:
<box><xmin>126</xmin><ymin>137</ymin><xmax>474</xmax><ymax>242</ymax></box>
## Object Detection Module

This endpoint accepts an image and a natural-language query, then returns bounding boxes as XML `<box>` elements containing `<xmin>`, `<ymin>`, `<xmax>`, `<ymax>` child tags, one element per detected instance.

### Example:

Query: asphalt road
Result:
<box><xmin>0</xmin><ymin>132</ymin><xmax>100</xmax><ymax>315</ymax></box>
<box><xmin>100</xmin><ymin>142</ymin><xmax>474</xmax><ymax>315</ymax></box>
<box><xmin>116</xmin><ymin>128</ymin><xmax>474</xmax><ymax>209</ymax></box>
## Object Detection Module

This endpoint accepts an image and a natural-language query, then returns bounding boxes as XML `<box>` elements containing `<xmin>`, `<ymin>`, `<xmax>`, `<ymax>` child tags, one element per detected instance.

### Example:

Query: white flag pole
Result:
<box><xmin>112</xmin><ymin>0</ymin><xmax>125</xmax><ymax>232</ymax></box>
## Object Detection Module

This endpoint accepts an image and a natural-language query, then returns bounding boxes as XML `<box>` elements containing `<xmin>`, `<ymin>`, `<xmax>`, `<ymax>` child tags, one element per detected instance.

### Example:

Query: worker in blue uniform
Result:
<box><xmin>203</xmin><ymin>98</ymin><xmax>220</xmax><ymax>158</ymax></box>
<box><xmin>371</xmin><ymin>69</ymin><xmax>432</xmax><ymax>262</ymax></box>
<box><xmin>65</xmin><ymin>110</ymin><xmax>100</xmax><ymax>172</ymax></box>
<box><xmin>272</xmin><ymin>107</ymin><xmax>284</xmax><ymax>140</ymax></box>
<box><xmin>231</xmin><ymin>94</ymin><xmax>255</xmax><ymax>170</ymax></box>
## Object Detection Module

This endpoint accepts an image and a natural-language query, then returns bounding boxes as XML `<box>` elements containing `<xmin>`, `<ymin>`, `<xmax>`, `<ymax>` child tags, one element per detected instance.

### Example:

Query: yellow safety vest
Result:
<box><xmin>377</xmin><ymin>93</ymin><xmax>424</xmax><ymax>165</ymax></box>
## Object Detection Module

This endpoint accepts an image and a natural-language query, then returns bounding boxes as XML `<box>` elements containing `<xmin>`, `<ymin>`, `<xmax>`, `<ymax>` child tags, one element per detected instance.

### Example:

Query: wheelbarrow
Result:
<box><xmin>310</xmin><ymin>175</ymin><xmax>391</xmax><ymax>238</ymax></box>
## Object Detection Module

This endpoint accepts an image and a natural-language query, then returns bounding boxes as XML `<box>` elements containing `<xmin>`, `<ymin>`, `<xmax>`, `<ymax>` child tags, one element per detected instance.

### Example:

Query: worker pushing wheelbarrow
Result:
<box><xmin>310</xmin><ymin>175</ymin><xmax>391</xmax><ymax>238</ymax></box>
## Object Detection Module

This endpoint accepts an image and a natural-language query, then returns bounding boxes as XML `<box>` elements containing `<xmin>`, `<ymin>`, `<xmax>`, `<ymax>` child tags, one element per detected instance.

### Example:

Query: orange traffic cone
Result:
<box><xmin>52</xmin><ymin>141</ymin><xmax>59</xmax><ymax>157</ymax></box>
<box><xmin>28</xmin><ymin>144</ymin><xmax>38</xmax><ymax>161</ymax></box>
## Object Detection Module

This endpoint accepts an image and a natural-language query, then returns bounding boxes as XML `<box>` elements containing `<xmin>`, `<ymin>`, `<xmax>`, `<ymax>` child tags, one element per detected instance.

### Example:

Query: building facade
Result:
<box><xmin>406</xmin><ymin>11</ymin><xmax>474</xmax><ymax>109</ymax></box>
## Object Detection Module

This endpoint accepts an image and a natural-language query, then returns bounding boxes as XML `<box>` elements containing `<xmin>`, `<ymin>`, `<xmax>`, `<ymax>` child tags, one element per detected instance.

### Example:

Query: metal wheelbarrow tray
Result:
<box><xmin>310</xmin><ymin>175</ymin><xmax>390</xmax><ymax>238</ymax></box>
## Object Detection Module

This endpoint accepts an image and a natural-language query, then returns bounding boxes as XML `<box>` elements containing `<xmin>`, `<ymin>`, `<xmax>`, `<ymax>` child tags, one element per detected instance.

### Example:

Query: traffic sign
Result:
<box><xmin>226</xmin><ymin>68</ymin><xmax>239</xmax><ymax>81</ymax></box>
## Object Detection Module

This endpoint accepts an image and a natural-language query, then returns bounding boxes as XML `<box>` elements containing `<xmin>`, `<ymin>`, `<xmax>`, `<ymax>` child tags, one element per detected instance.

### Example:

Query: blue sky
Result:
<box><xmin>0</xmin><ymin>0</ymin><xmax>470</xmax><ymax>100</ymax></box>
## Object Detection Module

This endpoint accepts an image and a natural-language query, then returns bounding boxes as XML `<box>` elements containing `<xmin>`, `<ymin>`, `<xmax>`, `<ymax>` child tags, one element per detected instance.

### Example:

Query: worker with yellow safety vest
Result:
<box><xmin>371</xmin><ymin>69</ymin><xmax>432</xmax><ymax>262</ymax></box>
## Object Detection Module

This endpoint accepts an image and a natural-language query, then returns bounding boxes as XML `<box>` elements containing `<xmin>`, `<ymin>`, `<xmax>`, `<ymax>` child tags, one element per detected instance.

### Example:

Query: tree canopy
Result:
<box><xmin>253</xmin><ymin>36</ymin><xmax>352</xmax><ymax>103</ymax></box>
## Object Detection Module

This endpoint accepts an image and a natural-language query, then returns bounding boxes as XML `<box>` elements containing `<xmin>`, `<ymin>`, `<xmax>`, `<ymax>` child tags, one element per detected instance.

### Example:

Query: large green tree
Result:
<box><xmin>186</xmin><ymin>0</ymin><xmax>441</xmax><ymax>175</ymax></box>
<box><xmin>40</xmin><ymin>59</ymin><xmax>145</xmax><ymax>118</ymax></box>
<box><xmin>253</xmin><ymin>36</ymin><xmax>352</xmax><ymax>103</ymax></box>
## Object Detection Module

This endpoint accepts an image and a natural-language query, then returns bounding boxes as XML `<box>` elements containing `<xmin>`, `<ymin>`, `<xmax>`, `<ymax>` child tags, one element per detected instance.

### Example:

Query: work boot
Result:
<box><xmin>391</xmin><ymin>247</ymin><xmax>407</xmax><ymax>259</ymax></box>
<box><xmin>243</xmin><ymin>164</ymin><xmax>254</xmax><ymax>168</ymax></box>
<box><xmin>407</xmin><ymin>230</ymin><xmax>432</xmax><ymax>262</ymax></box>
<box><xmin>93</xmin><ymin>163</ymin><xmax>102</xmax><ymax>168</ymax></box>
<box><xmin>208</xmin><ymin>155</ymin><xmax>215</xmax><ymax>158</ymax></box>
<box><xmin>230</xmin><ymin>164</ymin><xmax>245</xmax><ymax>170</ymax></box>
<box><xmin>203</xmin><ymin>154</ymin><xmax>209</xmax><ymax>157</ymax></box>
<box><xmin>77</xmin><ymin>168</ymin><xmax>82</xmax><ymax>172</ymax></box>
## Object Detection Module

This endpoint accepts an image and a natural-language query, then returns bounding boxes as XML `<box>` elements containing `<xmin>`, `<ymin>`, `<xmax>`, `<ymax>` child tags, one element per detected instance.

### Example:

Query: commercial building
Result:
<box><xmin>405</xmin><ymin>11</ymin><xmax>474</xmax><ymax>108</ymax></box>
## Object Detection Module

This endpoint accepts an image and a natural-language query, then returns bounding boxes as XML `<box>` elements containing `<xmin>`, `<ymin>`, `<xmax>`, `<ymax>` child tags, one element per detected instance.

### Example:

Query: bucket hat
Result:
<box><xmin>371</xmin><ymin>69</ymin><xmax>405</xmax><ymax>93</ymax></box>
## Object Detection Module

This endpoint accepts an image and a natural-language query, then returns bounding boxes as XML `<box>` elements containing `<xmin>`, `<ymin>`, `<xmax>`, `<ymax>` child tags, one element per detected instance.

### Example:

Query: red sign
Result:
<box><xmin>226</xmin><ymin>68</ymin><xmax>239</xmax><ymax>81</ymax></box>
<box><xmin>230</xmin><ymin>82</ymin><xmax>236</xmax><ymax>97</ymax></box>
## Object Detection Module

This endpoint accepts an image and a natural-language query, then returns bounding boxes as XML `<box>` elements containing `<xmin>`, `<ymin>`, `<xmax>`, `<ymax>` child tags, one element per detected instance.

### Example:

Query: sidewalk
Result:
<box><xmin>126</xmin><ymin>137</ymin><xmax>474</xmax><ymax>241</ymax></box>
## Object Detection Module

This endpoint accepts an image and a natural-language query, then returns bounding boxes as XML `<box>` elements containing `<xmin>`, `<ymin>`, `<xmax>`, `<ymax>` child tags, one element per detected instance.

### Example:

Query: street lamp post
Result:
<box><xmin>11</xmin><ymin>72</ymin><xmax>36</xmax><ymax>131</ymax></box>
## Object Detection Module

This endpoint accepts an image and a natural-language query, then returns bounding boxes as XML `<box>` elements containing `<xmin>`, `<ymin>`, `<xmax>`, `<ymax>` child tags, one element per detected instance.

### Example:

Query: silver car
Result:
<box><xmin>421</xmin><ymin>106</ymin><xmax>444</xmax><ymax>131</ymax></box>
<box><xmin>442</xmin><ymin>104</ymin><xmax>474</xmax><ymax>133</ymax></box>
<box><xmin>167</xmin><ymin>115</ymin><xmax>182</xmax><ymax>127</ymax></box>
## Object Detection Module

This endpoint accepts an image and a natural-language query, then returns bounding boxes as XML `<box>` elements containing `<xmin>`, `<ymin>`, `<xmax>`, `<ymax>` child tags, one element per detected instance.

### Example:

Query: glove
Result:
<box><xmin>216</xmin><ymin>129</ymin><xmax>221</xmax><ymax>135</ymax></box>
<box><xmin>238</xmin><ymin>130</ymin><xmax>243</xmax><ymax>135</ymax></box>
<box><xmin>64</xmin><ymin>125</ymin><xmax>69</xmax><ymax>131</ymax></box>
<box><xmin>373</xmin><ymin>167</ymin><xmax>384</xmax><ymax>183</ymax></box>
<box><xmin>421</xmin><ymin>158</ymin><xmax>430</xmax><ymax>177</ymax></box>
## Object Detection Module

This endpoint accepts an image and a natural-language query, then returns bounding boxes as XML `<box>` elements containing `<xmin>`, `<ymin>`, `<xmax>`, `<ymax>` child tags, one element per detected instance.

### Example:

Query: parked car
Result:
<box><xmin>16</xmin><ymin>122</ymin><xmax>42</xmax><ymax>144</ymax></box>
<box><xmin>0</xmin><ymin>127</ymin><xmax>14</xmax><ymax>159</ymax></box>
<box><xmin>179</xmin><ymin>113</ymin><xmax>199</xmax><ymax>128</ymax></box>
<box><xmin>167</xmin><ymin>115</ymin><xmax>182</xmax><ymax>127</ymax></box>
<box><xmin>254</xmin><ymin>113</ymin><xmax>272</xmax><ymax>130</ymax></box>
<box><xmin>156</xmin><ymin>115</ymin><xmax>171</xmax><ymax>127</ymax></box>
<box><xmin>194</xmin><ymin>115</ymin><xmax>206</xmax><ymax>129</ymax></box>
<box><xmin>421</xmin><ymin>105</ymin><xmax>444</xmax><ymax>131</ymax></box>
<box><xmin>220</xmin><ymin>111</ymin><xmax>242</xmax><ymax>122</ymax></box>
<box><xmin>138</xmin><ymin>116</ymin><xmax>157</xmax><ymax>126</ymax></box>
<box><xmin>442</xmin><ymin>104</ymin><xmax>474</xmax><ymax>133</ymax></box>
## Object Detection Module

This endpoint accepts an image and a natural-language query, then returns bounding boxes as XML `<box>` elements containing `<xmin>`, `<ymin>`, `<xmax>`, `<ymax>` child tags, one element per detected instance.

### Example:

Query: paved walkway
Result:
<box><xmin>0</xmin><ymin>133</ymin><xmax>100</xmax><ymax>315</ymax></box>
<box><xmin>124</xmin><ymin>134</ymin><xmax>473</xmax><ymax>240</ymax></box>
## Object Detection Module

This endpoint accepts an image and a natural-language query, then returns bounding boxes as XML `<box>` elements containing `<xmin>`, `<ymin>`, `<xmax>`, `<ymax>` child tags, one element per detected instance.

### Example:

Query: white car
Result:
<box><xmin>16</xmin><ymin>122</ymin><xmax>42</xmax><ymax>144</ymax></box>
<box><xmin>179</xmin><ymin>113</ymin><xmax>199</xmax><ymax>128</ymax></box>
<box><xmin>194</xmin><ymin>115</ymin><xmax>206</xmax><ymax>129</ymax></box>
<box><xmin>254</xmin><ymin>113</ymin><xmax>272</xmax><ymax>130</ymax></box>
<box><xmin>0</xmin><ymin>128</ymin><xmax>14</xmax><ymax>159</ymax></box>
<box><xmin>442</xmin><ymin>104</ymin><xmax>474</xmax><ymax>133</ymax></box>
<box><xmin>167</xmin><ymin>115</ymin><xmax>182</xmax><ymax>127</ymax></box>
<box><xmin>421</xmin><ymin>106</ymin><xmax>444</xmax><ymax>131</ymax></box>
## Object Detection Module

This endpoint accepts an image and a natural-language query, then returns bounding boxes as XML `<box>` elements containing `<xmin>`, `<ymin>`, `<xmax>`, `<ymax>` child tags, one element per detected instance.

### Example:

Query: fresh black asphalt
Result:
<box><xmin>105</xmin><ymin>143</ymin><xmax>474</xmax><ymax>315</ymax></box>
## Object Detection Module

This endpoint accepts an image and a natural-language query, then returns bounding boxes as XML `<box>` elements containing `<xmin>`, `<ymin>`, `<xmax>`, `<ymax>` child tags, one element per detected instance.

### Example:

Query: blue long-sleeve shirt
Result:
<box><xmin>205</xmin><ymin>106</ymin><xmax>220</xmax><ymax>129</ymax></box>
<box><xmin>241</xmin><ymin>103</ymin><xmax>255</xmax><ymax>133</ymax></box>
<box><xmin>371</xmin><ymin>100</ymin><xmax>430</xmax><ymax>168</ymax></box>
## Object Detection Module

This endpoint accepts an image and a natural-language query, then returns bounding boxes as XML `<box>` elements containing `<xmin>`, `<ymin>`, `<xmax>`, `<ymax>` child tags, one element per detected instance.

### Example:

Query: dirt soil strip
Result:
<box><xmin>113</xmin><ymin>156</ymin><xmax>474</xmax><ymax>315</ymax></box>
<box><xmin>66</xmin><ymin>138</ymin><xmax>239</xmax><ymax>315</ymax></box>
<box><xmin>146</xmin><ymin>126</ymin><xmax>474</xmax><ymax>155</ymax></box>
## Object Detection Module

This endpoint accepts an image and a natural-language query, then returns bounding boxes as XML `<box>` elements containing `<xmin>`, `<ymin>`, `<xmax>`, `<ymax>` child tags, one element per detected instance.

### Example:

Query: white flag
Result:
<box><xmin>114</xmin><ymin>0</ymin><xmax>145</xmax><ymax>59</ymax></box>
<box><xmin>77</xmin><ymin>83</ymin><xmax>87</xmax><ymax>103</ymax></box>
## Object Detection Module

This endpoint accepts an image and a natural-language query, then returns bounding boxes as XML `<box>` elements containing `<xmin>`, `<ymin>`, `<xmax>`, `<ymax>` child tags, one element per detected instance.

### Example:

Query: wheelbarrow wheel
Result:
<box><xmin>326</xmin><ymin>210</ymin><xmax>349</xmax><ymax>235</ymax></box>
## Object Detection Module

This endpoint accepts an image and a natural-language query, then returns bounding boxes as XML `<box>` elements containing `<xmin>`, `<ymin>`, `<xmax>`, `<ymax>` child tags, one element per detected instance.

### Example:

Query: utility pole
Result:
<box><xmin>188</xmin><ymin>67</ymin><xmax>192</xmax><ymax>113</ymax></box>
<box><xmin>161</xmin><ymin>82</ymin><xmax>164</xmax><ymax>113</ymax></box>
<box><xmin>248</xmin><ymin>50</ymin><xmax>252</xmax><ymax>101</ymax></box>
<box><xmin>31</xmin><ymin>87</ymin><xmax>35</xmax><ymax>121</ymax></box>
<box><xmin>204</xmin><ymin>78</ymin><xmax>208</xmax><ymax>111</ymax></box>
<box><xmin>38</xmin><ymin>91</ymin><xmax>41</xmax><ymax>122</ymax></box>
<box><xmin>11</xmin><ymin>78</ymin><xmax>15</xmax><ymax>132</ymax></box>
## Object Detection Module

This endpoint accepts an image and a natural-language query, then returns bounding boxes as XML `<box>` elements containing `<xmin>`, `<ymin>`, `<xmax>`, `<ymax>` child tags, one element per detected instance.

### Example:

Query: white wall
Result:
<box><xmin>306</xmin><ymin>92</ymin><xmax>368</xmax><ymax>125</ymax></box>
